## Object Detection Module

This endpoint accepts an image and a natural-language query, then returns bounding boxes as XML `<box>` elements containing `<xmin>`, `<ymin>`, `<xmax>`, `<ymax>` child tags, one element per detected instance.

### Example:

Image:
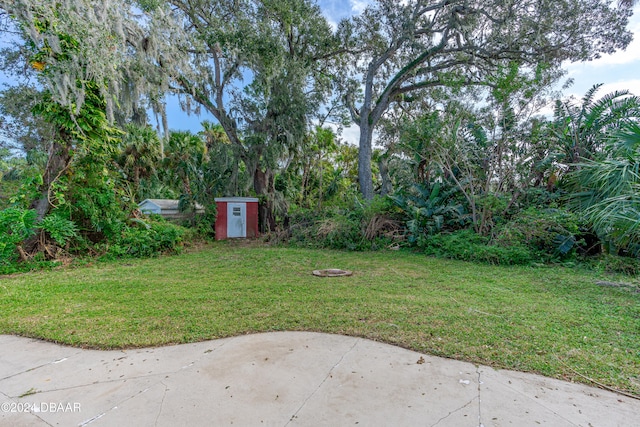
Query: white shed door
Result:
<box><xmin>227</xmin><ymin>203</ymin><xmax>246</xmax><ymax>238</ymax></box>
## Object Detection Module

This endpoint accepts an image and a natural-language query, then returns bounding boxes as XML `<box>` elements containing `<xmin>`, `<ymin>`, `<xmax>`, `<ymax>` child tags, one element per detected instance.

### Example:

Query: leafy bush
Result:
<box><xmin>0</xmin><ymin>208</ymin><xmax>37</xmax><ymax>265</ymax></box>
<box><xmin>40</xmin><ymin>213</ymin><xmax>79</xmax><ymax>247</ymax></box>
<box><xmin>0</xmin><ymin>207</ymin><xmax>37</xmax><ymax>240</ymax></box>
<box><xmin>287</xmin><ymin>207</ymin><xmax>365</xmax><ymax>250</ymax></box>
<box><xmin>316</xmin><ymin>215</ymin><xmax>365</xmax><ymax>250</ymax></box>
<box><xmin>391</xmin><ymin>182</ymin><xmax>466</xmax><ymax>243</ymax></box>
<box><xmin>0</xmin><ymin>208</ymin><xmax>84</xmax><ymax>268</ymax></box>
<box><xmin>419</xmin><ymin>229</ymin><xmax>534</xmax><ymax>265</ymax></box>
<box><xmin>105</xmin><ymin>220</ymin><xmax>186</xmax><ymax>258</ymax></box>
<box><xmin>286</xmin><ymin>196</ymin><xmax>402</xmax><ymax>250</ymax></box>
<box><xmin>63</xmin><ymin>178</ymin><xmax>128</xmax><ymax>241</ymax></box>
<box><xmin>563</xmin><ymin>122</ymin><xmax>640</xmax><ymax>253</ymax></box>
<box><xmin>519</xmin><ymin>187</ymin><xmax>564</xmax><ymax>209</ymax></box>
<box><xmin>494</xmin><ymin>207</ymin><xmax>583</xmax><ymax>261</ymax></box>
<box><xmin>585</xmin><ymin>254</ymin><xmax>640</xmax><ymax>276</ymax></box>
<box><xmin>180</xmin><ymin>202</ymin><xmax>217</xmax><ymax>238</ymax></box>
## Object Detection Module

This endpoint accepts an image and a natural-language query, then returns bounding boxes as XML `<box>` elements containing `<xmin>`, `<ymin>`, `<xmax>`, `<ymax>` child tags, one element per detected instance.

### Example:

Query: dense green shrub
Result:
<box><xmin>419</xmin><ymin>229</ymin><xmax>534</xmax><ymax>265</ymax></box>
<box><xmin>286</xmin><ymin>196</ymin><xmax>402</xmax><ymax>251</ymax></box>
<box><xmin>105</xmin><ymin>220</ymin><xmax>187</xmax><ymax>258</ymax></box>
<box><xmin>287</xmin><ymin>207</ymin><xmax>366</xmax><ymax>250</ymax></box>
<box><xmin>391</xmin><ymin>182</ymin><xmax>466</xmax><ymax>243</ymax></box>
<box><xmin>585</xmin><ymin>254</ymin><xmax>640</xmax><ymax>276</ymax></box>
<box><xmin>60</xmin><ymin>169</ymin><xmax>129</xmax><ymax>241</ymax></box>
<box><xmin>1</xmin><ymin>206</ymin><xmax>190</xmax><ymax>270</ymax></box>
<box><xmin>316</xmin><ymin>214</ymin><xmax>365</xmax><ymax>250</ymax></box>
<box><xmin>494</xmin><ymin>207</ymin><xmax>583</xmax><ymax>261</ymax></box>
<box><xmin>0</xmin><ymin>208</ymin><xmax>37</xmax><ymax>265</ymax></box>
<box><xmin>40</xmin><ymin>213</ymin><xmax>79</xmax><ymax>247</ymax></box>
<box><xmin>0</xmin><ymin>208</ymin><xmax>80</xmax><ymax>273</ymax></box>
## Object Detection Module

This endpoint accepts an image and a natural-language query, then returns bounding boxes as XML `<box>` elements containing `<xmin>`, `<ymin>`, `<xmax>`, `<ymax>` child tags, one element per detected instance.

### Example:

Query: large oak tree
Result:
<box><xmin>340</xmin><ymin>0</ymin><xmax>634</xmax><ymax>199</ymax></box>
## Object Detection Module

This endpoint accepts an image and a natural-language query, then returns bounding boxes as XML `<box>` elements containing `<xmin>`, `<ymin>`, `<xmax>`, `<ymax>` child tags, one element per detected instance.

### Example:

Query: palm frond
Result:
<box><xmin>608</xmin><ymin>122</ymin><xmax>640</xmax><ymax>158</ymax></box>
<box><xmin>580</xmin><ymin>84</ymin><xmax>604</xmax><ymax>109</ymax></box>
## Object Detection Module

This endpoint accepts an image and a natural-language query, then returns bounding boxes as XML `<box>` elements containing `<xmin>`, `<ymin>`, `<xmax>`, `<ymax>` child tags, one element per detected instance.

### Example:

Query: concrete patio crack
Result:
<box><xmin>0</xmin><ymin>353</ymin><xmax>83</xmax><ymax>382</ymax></box>
<box><xmin>429</xmin><ymin>396</ymin><xmax>478</xmax><ymax>427</ymax></box>
<box><xmin>72</xmin><ymin>340</ymin><xmax>236</xmax><ymax>427</ymax></box>
<box><xmin>283</xmin><ymin>339</ymin><xmax>359</xmax><ymax>426</ymax></box>
<box><xmin>2</xmin><ymin>339</ymin><xmax>229</xmax><ymax>388</ymax></box>
<box><xmin>3</xmin><ymin>370</ymin><xmax>181</xmax><ymax>398</ymax></box>
<box><xmin>4</xmin><ymin>342</ymin><xmax>231</xmax><ymax>399</ymax></box>
<box><xmin>477</xmin><ymin>366</ymin><xmax>483</xmax><ymax>427</ymax></box>
<box><xmin>154</xmin><ymin>381</ymin><xmax>169</xmax><ymax>426</ymax></box>
<box><xmin>78</xmin><ymin>385</ymin><xmax>156</xmax><ymax>427</ymax></box>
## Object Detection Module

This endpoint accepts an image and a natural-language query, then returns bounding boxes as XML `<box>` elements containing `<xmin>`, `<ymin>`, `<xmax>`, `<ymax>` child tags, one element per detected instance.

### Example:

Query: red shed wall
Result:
<box><xmin>215</xmin><ymin>201</ymin><xmax>228</xmax><ymax>240</ymax></box>
<box><xmin>246</xmin><ymin>202</ymin><xmax>259</xmax><ymax>238</ymax></box>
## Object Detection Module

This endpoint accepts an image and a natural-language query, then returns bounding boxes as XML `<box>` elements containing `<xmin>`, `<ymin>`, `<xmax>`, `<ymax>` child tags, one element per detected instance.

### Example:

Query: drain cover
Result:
<box><xmin>312</xmin><ymin>269</ymin><xmax>352</xmax><ymax>277</ymax></box>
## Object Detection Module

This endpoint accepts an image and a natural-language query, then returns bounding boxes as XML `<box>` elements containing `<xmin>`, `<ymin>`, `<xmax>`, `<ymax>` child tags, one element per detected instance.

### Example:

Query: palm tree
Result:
<box><xmin>163</xmin><ymin>131</ymin><xmax>208</xmax><ymax>212</ymax></box>
<box><xmin>116</xmin><ymin>124</ymin><xmax>162</xmax><ymax>198</ymax></box>
<box><xmin>200</xmin><ymin>121</ymin><xmax>229</xmax><ymax>147</ymax></box>
<box><xmin>566</xmin><ymin>122</ymin><xmax>640</xmax><ymax>252</ymax></box>
<box><xmin>553</xmin><ymin>84</ymin><xmax>640</xmax><ymax>165</ymax></box>
<box><xmin>199</xmin><ymin>121</ymin><xmax>242</xmax><ymax>196</ymax></box>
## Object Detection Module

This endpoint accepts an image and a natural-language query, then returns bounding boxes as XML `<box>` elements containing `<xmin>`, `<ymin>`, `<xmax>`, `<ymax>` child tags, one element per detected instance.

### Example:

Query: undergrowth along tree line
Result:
<box><xmin>1</xmin><ymin>0</ymin><xmax>640</xmax><ymax>274</ymax></box>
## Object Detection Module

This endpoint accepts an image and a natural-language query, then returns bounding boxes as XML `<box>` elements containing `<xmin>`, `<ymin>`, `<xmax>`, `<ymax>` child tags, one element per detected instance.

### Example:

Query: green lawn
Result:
<box><xmin>1</xmin><ymin>242</ymin><xmax>638</xmax><ymax>396</ymax></box>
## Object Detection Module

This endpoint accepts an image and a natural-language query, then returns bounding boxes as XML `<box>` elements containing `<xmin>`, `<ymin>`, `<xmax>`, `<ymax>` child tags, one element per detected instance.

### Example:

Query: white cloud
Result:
<box><xmin>559</xmin><ymin>6</ymin><xmax>640</xmax><ymax>106</ymax></box>
<box><xmin>535</xmin><ymin>104</ymin><xmax>556</xmax><ymax>119</ymax></box>
<box><xmin>561</xmin><ymin>79</ymin><xmax>640</xmax><ymax>99</ymax></box>
<box><xmin>591</xmin><ymin>79</ymin><xmax>640</xmax><ymax>97</ymax></box>
<box><xmin>325</xmin><ymin>16</ymin><xmax>338</xmax><ymax>30</ymax></box>
<box><xmin>341</xmin><ymin>124</ymin><xmax>361</xmax><ymax>146</ymax></box>
<box><xmin>349</xmin><ymin>0</ymin><xmax>411</xmax><ymax>14</ymax></box>
<box><xmin>350</xmin><ymin>0</ymin><xmax>370</xmax><ymax>14</ymax></box>
<box><xmin>590</xmin><ymin>42</ymin><xmax>640</xmax><ymax>67</ymax></box>
<box><xmin>323</xmin><ymin>122</ymin><xmax>360</xmax><ymax>146</ymax></box>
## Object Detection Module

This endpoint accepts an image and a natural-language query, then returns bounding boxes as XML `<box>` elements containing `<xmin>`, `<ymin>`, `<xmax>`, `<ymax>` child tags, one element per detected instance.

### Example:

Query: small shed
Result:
<box><xmin>138</xmin><ymin>199</ymin><xmax>204</xmax><ymax>219</ymax></box>
<box><xmin>214</xmin><ymin>197</ymin><xmax>259</xmax><ymax>240</ymax></box>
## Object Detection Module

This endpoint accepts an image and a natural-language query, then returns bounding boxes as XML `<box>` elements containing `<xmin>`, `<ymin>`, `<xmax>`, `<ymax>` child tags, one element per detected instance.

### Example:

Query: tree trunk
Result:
<box><xmin>358</xmin><ymin>121</ymin><xmax>374</xmax><ymax>200</ymax></box>
<box><xmin>301</xmin><ymin>163</ymin><xmax>310</xmax><ymax>205</ymax></box>
<box><xmin>253</xmin><ymin>167</ymin><xmax>277</xmax><ymax>233</ymax></box>
<box><xmin>30</xmin><ymin>139</ymin><xmax>71</xmax><ymax>221</ymax></box>
<box><xmin>229</xmin><ymin>159</ymin><xmax>239</xmax><ymax>195</ymax></box>
<box><xmin>379</xmin><ymin>155</ymin><xmax>393</xmax><ymax>196</ymax></box>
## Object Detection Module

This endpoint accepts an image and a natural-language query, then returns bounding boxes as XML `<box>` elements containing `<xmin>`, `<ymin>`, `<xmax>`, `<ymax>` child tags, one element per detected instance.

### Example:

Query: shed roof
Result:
<box><xmin>139</xmin><ymin>199</ymin><xmax>204</xmax><ymax>211</ymax></box>
<box><xmin>214</xmin><ymin>197</ymin><xmax>259</xmax><ymax>203</ymax></box>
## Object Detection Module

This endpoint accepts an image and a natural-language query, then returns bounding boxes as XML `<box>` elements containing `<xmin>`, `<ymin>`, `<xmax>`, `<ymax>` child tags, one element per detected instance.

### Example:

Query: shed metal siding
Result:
<box><xmin>246</xmin><ymin>201</ymin><xmax>259</xmax><ymax>238</ymax></box>
<box><xmin>215</xmin><ymin>201</ymin><xmax>228</xmax><ymax>240</ymax></box>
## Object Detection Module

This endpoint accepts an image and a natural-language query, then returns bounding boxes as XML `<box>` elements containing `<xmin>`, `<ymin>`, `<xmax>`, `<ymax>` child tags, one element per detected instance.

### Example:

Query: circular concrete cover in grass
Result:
<box><xmin>312</xmin><ymin>269</ymin><xmax>352</xmax><ymax>277</ymax></box>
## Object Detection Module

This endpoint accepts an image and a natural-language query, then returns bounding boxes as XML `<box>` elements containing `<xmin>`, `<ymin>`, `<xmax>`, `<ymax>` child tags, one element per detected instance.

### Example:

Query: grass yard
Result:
<box><xmin>0</xmin><ymin>242</ymin><xmax>639</xmax><ymax>396</ymax></box>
